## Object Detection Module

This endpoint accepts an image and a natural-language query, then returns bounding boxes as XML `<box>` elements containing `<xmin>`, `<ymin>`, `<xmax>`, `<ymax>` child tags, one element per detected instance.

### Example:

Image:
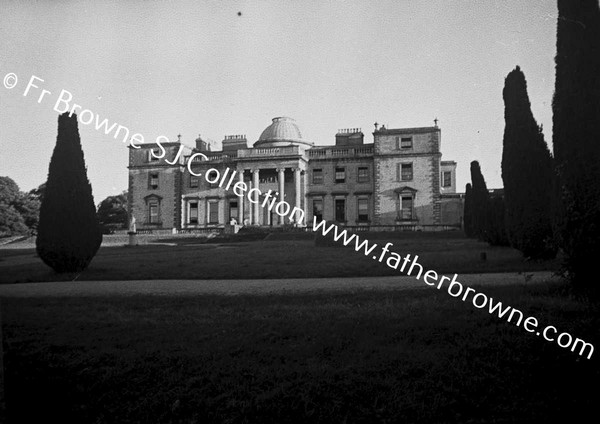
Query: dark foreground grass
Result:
<box><xmin>0</xmin><ymin>232</ymin><xmax>560</xmax><ymax>284</ymax></box>
<box><xmin>2</xmin><ymin>282</ymin><xmax>599</xmax><ymax>423</ymax></box>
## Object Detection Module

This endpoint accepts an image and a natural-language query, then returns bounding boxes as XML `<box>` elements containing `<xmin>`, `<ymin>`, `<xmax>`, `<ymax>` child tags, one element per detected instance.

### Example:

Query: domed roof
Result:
<box><xmin>254</xmin><ymin>117</ymin><xmax>313</xmax><ymax>148</ymax></box>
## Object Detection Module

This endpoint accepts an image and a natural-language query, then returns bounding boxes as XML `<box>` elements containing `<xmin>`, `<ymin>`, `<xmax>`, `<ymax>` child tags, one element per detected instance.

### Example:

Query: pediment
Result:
<box><xmin>394</xmin><ymin>186</ymin><xmax>418</xmax><ymax>194</ymax></box>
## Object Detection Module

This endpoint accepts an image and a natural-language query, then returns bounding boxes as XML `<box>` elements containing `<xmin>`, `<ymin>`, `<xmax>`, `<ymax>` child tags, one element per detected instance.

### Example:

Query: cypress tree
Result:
<box><xmin>36</xmin><ymin>113</ymin><xmax>102</xmax><ymax>273</ymax></box>
<box><xmin>485</xmin><ymin>194</ymin><xmax>509</xmax><ymax>247</ymax></box>
<box><xmin>553</xmin><ymin>0</ymin><xmax>600</xmax><ymax>285</ymax></box>
<box><xmin>501</xmin><ymin>66</ymin><xmax>556</xmax><ymax>259</ymax></box>
<box><xmin>463</xmin><ymin>183</ymin><xmax>474</xmax><ymax>237</ymax></box>
<box><xmin>470</xmin><ymin>161</ymin><xmax>489</xmax><ymax>241</ymax></box>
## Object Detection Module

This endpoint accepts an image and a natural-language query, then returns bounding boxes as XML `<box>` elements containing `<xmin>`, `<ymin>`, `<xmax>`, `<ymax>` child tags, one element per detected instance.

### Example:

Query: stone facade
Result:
<box><xmin>127</xmin><ymin>118</ymin><xmax>463</xmax><ymax>231</ymax></box>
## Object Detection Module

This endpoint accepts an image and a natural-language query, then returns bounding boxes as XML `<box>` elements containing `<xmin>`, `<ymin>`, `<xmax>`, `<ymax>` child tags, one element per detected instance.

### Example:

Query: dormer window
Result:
<box><xmin>148</xmin><ymin>148</ymin><xmax>161</xmax><ymax>162</ymax></box>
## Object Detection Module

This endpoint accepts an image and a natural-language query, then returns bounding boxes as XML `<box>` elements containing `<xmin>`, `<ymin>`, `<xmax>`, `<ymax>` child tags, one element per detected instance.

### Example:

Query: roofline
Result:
<box><xmin>373</xmin><ymin>126</ymin><xmax>439</xmax><ymax>135</ymax></box>
<box><xmin>127</xmin><ymin>142</ymin><xmax>187</xmax><ymax>149</ymax></box>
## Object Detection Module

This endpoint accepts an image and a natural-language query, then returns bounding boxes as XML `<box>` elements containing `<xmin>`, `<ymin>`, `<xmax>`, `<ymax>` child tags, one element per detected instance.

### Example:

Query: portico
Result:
<box><xmin>235</xmin><ymin>165</ymin><xmax>306</xmax><ymax>226</ymax></box>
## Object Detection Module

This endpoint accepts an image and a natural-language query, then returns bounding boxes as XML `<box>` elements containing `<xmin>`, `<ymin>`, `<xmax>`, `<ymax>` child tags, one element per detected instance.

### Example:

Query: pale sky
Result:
<box><xmin>0</xmin><ymin>0</ymin><xmax>557</xmax><ymax>203</ymax></box>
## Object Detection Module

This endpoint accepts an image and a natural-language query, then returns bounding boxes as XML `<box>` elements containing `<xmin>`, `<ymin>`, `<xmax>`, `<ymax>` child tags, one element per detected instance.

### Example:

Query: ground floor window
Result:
<box><xmin>357</xmin><ymin>198</ymin><xmax>369</xmax><ymax>221</ymax></box>
<box><xmin>189</xmin><ymin>202</ymin><xmax>198</xmax><ymax>224</ymax></box>
<box><xmin>208</xmin><ymin>201</ymin><xmax>219</xmax><ymax>224</ymax></box>
<box><xmin>229</xmin><ymin>200</ymin><xmax>238</xmax><ymax>223</ymax></box>
<box><xmin>400</xmin><ymin>195</ymin><xmax>414</xmax><ymax>220</ymax></box>
<box><xmin>335</xmin><ymin>198</ymin><xmax>346</xmax><ymax>222</ymax></box>
<box><xmin>148</xmin><ymin>200</ymin><xmax>160</xmax><ymax>223</ymax></box>
<box><xmin>313</xmin><ymin>199</ymin><xmax>323</xmax><ymax>222</ymax></box>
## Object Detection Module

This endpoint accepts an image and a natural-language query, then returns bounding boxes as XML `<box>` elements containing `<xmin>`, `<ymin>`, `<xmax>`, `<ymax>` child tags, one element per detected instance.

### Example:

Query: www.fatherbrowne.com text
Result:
<box><xmin>311</xmin><ymin>218</ymin><xmax>594</xmax><ymax>360</ymax></box>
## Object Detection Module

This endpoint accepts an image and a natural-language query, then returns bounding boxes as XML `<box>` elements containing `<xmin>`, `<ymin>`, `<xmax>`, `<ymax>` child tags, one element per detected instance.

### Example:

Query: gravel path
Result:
<box><xmin>0</xmin><ymin>271</ymin><xmax>560</xmax><ymax>297</ymax></box>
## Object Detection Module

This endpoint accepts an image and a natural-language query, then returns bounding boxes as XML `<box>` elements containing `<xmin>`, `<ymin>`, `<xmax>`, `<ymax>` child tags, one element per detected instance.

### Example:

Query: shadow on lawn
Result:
<box><xmin>2</xmin><ymin>282</ymin><xmax>599</xmax><ymax>423</ymax></box>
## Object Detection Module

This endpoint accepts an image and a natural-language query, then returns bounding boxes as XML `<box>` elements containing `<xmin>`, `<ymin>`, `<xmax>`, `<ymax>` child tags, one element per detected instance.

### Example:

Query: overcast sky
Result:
<box><xmin>0</xmin><ymin>0</ymin><xmax>557</xmax><ymax>203</ymax></box>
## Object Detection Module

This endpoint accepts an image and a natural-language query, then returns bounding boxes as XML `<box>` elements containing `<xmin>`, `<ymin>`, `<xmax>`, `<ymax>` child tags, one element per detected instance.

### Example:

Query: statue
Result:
<box><xmin>128</xmin><ymin>214</ymin><xmax>137</xmax><ymax>233</ymax></box>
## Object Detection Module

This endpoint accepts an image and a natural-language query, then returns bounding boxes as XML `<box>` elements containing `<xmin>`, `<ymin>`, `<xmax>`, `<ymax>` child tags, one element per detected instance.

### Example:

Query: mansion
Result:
<box><xmin>127</xmin><ymin>117</ymin><xmax>463</xmax><ymax>232</ymax></box>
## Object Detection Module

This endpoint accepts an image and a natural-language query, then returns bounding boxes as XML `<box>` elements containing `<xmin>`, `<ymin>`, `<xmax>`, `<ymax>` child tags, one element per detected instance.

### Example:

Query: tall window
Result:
<box><xmin>335</xmin><ymin>199</ymin><xmax>345</xmax><ymax>222</ymax></box>
<box><xmin>190</xmin><ymin>177</ymin><xmax>199</xmax><ymax>188</ymax></box>
<box><xmin>148</xmin><ymin>200</ymin><xmax>160</xmax><ymax>223</ymax></box>
<box><xmin>189</xmin><ymin>202</ymin><xmax>198</xmax><ymax>224</ymax></box>
<box><xmin>335</xmin><ymin>167</ymin><xmax>345</xmax><ymax>183</ymax></box>
<box><xmin>442</xmin><ymin>171</ymin><xmax>452</xmax><ymax>187</ymax></box>
<box><xmin>400</xmin><ymin>163</ymin><xmax>413</xmax><ymax>181</ymax></box>
<box><xmin>357</xmin><ymin>198</ymin><xmax>369</xmax><ymax>221</ymax></box>
<box><xmin>357</xmin><ymin>167</ymin><xmax>369</xmax><ymax>183</ymax></box>
<box><xmin>312</xmin><ymin>169</ymin><xmax>323</xmax><ymax>184</ymax></box>
<box><xmin>229</xmin><ymin>200</ymin><xmax>238</xmax><ymax>222</ymax></box>
<box><xmin>313</xmin><ymin>199</ymin><xmax>323</xmax><ymax>222</ymax></box>
<box><xmin>149</xmin><ymin>172</ymin><xmax>159</xmax><ymax>189</ymax></box>
<box><xmin>400</xmin><ymin>195</ymin><xmax>413</xmax><ymax>220</ymax></box>
<box><xmin>208</xmin><ymin>201</ymin><xmax>219</xmax><ymax>224</ymax></box>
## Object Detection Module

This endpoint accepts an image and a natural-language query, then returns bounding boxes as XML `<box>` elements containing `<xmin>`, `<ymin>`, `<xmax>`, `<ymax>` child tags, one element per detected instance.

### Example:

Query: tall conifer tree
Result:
<box><xmin>36</xmin><ymin>113</ymin><xmax>102</xmax><ymax>273</ymax></box>
<box><xmin>553</xmin><ymin>0</ymin><xmax>600</xmax><ymax>285</ymax></box>
<box><xmin>470</xmin><ymin>161</ymin><xmax>489</xmax><ymax>241</ymax></box>
<box><xmin>463</xmin><ymin>183</ymin><xmax>474</xmax><ymax>238</ymax></box>
<box><xmin>501</xmin><ymin>66</ymin><xmax>556</xmax><ymax>259</ymax></box>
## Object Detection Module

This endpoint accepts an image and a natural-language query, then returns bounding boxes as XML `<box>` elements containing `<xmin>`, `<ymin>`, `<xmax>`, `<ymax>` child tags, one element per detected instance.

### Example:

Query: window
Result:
<box><xmin>190</xmin><ymin>177</ymin><xmax>199</xmax><ymax>188</ymax></box>
<box><xmin>207</xmin><ymin>170</ymin><xmax>219</xmax><ymax>188</ymax></box>
<box><xmin>312</xmin><ymin>169</ymin><xmax>323</xmax><ymax>185</ymax></box>
<box><xmin>149</xmin><ymin>172</ymin><xmax>159</xmax><ymax>189</ymax></box>
<box><xmin>357</xmin><ymin>167</ymin><xmax>369</xmax><ymax>183</ymax></box>
<box><xmin>208</xmin><ymin>201</ymin><xmax>219</xmax><ymax>224</ymax></box>
<box><xmin>313</xmin><ymin>199</ymin><xmax>323</xmax><ymax>222</ymax></box>
<box><xmin>442</xmin><ymin>171</ymin><xmax>452</xmax><ymax>187</ymax></box>
<box><xmin>400</xmin><ymin>195</ymin><xmax>413</xmax><ymax>220</ymax></box>
<box><xmin>260</xmin><ymin>175</ymin><xmax>277</xmax><ymax>183</ymax></box>
<box><xmin>335</xmin><ymin>167</ymin><xmax>345</xmax><ymax>183</ymax></box>
<box><xmin>229</xmin><ymin>200</ymin><xmax>238</xmax><ymax>222</ymax></box>
<box><xmin>401</xmin><ymin>137</ymin><xmax>413</xmax><ymax>149</ymax></box>
<box><xmin>357</xmin><ymin>198</ymin><xmax>369</xmax><ymax>221</ymax></box>
<box><xmin>335</xmin><ymin>199</ymin><xmax>345</xmax><ymax>222</ymax></box>
<box><xmin>189</xmin><ymin>202</ymin><xmax>198</xmax><ymax>224</ymax></box>
<box><xmin>148</xmin><ymin>149</ymin><xmax>160</xmax><ymax>162</ymax></box>
<box><xmin>396</xmin><ymin>136</ymin><xmax>413</xmax><ymax>149</ymax></box>
<box><xmin>148</xmin><ymin>200</ymin><xmax>160</xmax><ymax>223</ymax></box>
<box><xmin>400</xmin><ymin>163</ymin><xmax>413</xmax><ymax>181</ymax></box>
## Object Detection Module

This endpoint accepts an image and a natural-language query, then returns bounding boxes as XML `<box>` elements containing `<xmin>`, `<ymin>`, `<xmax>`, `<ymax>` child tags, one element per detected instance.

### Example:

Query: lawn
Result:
<box><xmin>2</xmin><ymin>281</ymin><xmax>598</xmax><ymax>423</ymax></box>
<box><xmin>0</xmin><ymin>231</ymin><xmax>560</xmax><ymax>284</ymax></box>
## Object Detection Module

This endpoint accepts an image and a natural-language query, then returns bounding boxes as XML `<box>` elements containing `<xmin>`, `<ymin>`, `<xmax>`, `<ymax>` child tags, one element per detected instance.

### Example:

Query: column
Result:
<box><xmin>294</xmin><ymin>168</ymin><xmax>302</xmax><ymax>225</ymax></box>
<box><xmin>252</xmin><ymin>169</ymin><xmax>260</xmax><ymax>225</ymax></box>
<box><xmin>237</xmin><ymin>170</ymin><xmax>244</xmax><ymax>224</ymax></box>
<box><xmin>277</xmin><ymin>168</ymin><xmax>285</xmax><ymax>225</ymax></box>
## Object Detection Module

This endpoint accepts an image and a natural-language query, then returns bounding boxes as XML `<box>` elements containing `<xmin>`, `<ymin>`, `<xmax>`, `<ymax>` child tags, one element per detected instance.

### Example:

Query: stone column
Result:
<box><xmin>237</xmin><ymin>170</ymin><xmax>244</xmax><ymax>224</ymax></box>
<box><xmin>294</xmin><ymin>168</ymin><xmax>302</xmax><ymax>225</ymax></box>
<box><xmin>252</xmin><ymin>169</ymin><xmax>260</xmax><ymax>225</ymax></box>
<box><xmin>277</xmin><ymin>168</ymin><xmax>285</xmax><ymax>225</ymax></box>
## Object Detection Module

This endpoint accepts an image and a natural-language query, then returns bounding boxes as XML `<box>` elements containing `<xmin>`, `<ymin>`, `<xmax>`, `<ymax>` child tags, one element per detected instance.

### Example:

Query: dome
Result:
<box><xmin>254</xmin><ymin>117</ymin><xmax>313</xmax><ymax>148</ymax></box>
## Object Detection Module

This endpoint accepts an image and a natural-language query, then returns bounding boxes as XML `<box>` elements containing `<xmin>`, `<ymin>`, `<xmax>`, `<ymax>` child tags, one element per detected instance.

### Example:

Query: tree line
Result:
<box><xmin>464</xmin><ymin>0</ymin><xmax>600</xmax><ymax>288</ymax></box>
<box><xmin>0</xmin><ymin>176</ymin><xmax>128</xmax><ymax>238</ymax></box>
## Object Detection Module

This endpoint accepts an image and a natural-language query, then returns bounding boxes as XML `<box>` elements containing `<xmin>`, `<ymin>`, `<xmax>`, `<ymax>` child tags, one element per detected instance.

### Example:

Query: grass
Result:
<box><xmin>0</xmin><ymin>231</ymin><xmax>560</xmax><ymax>284</ymax></box>
<box><xmin>2</xmin><ymin>281</ymin><xmax>599</xmax><ymax>423</ymax></box>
